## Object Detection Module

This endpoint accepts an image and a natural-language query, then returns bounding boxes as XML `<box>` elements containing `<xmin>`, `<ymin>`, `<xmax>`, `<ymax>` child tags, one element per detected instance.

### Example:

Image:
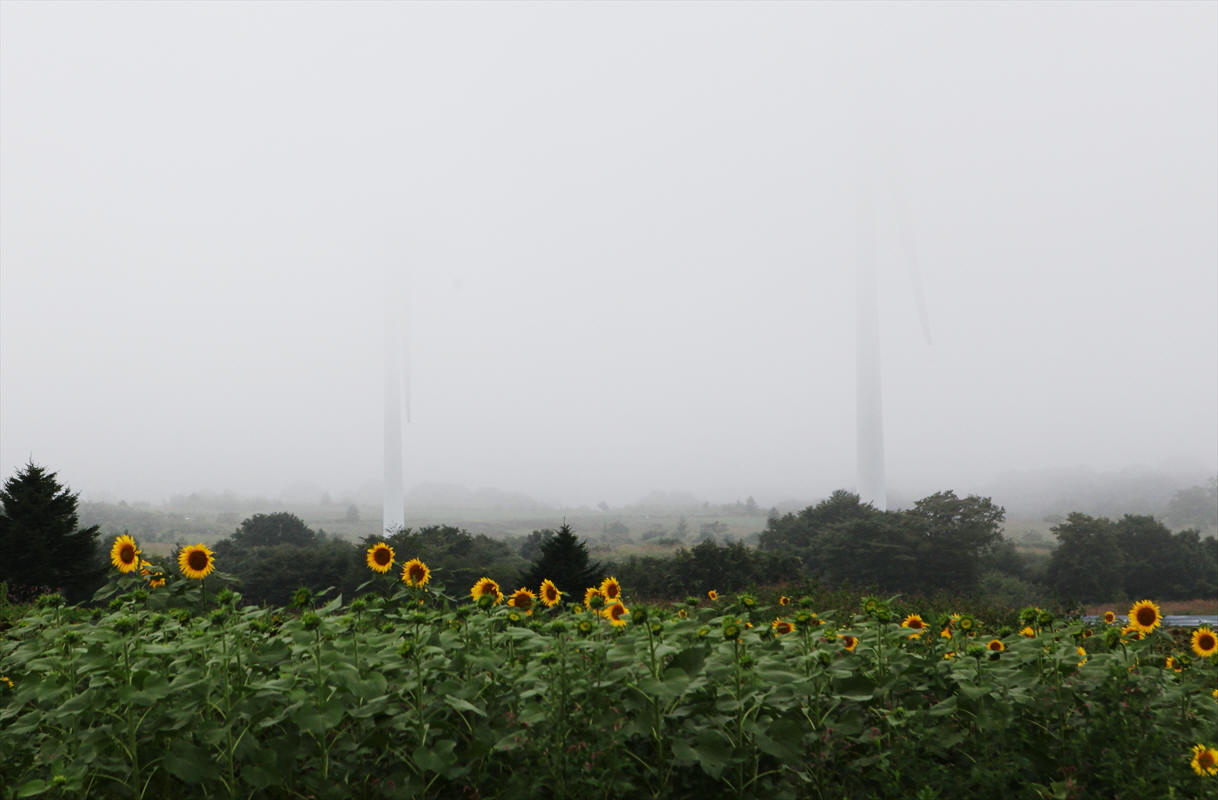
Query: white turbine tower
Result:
<box><xmin>383</xmin><ymin>268</ymin><xmax>409</xmax><ymax>534</ymax></box>
<box><xmin>855</xmin><ymin>171</ymin><xmax>932</xmax><ymax>511</ymax></box>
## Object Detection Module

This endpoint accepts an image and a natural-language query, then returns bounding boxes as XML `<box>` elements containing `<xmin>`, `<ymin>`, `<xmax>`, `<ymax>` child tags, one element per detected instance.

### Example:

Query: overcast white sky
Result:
<box><xmin>2</xmin><ymin>1</ymin><xmax>1215</xmax><ymax>508</ymax></box>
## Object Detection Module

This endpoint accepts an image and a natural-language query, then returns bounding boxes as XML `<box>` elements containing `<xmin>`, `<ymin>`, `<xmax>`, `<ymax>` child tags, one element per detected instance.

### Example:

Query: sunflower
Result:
<box><xmin>1102</xmin><ymin>610</ymin><xmax>1116</xmax><ymax>624</ymax></box>
<box><xmin>148</xmin><ymin>574</ymin><xmax>166</xmax><ymax>589</ymax></box>
<box><xmin>538</xmin><ymin>579</ymin><xmax>561</xmax><ymax>607</ymax></box>
<box><xmin>0</xmin><ymin>676</ymin><xmax>12</xmax><ymax>688</ymax></box>
<box><xmin>110</xmin><ymin>535</ymin><xmax>141</xmax><ymax>574</ymax></box>
<box><xmin>604</xmin><ymin>601</ymin><xmax>629</xmax><ymax>627</ymax></box>
<box><xmin>365</xmin><ymin>542</ymin><xmax>395</xmax><ymax>573</ymax></box>
<box><xmin>1020</xmin><ymin>626</ymin><xmax>1036</xmax><ymax>638</ymax></box>
<box><xmin>707</xmin><ymin>590</ymin><xmax>718</xmax><ymax>601</ymax></box>
<box><xmin>941</xmin><ymin>627</ymin><xmax>953</xmax><ymax>639</ymax></box>
<box><xmin>839</xmin><ymin>634</ymin><xmax>858</xmax><ymax>652</ymax></box>
<box><xmin>676</xmin><ymin>608</ymin><xmax>688</xmax><ymax>619</ymax></box>
<box><xmin>901</xmin><ymin>614</ymin><xmax>925</xmax><ymax>631</ymax></box>
<box><xmin>508</xmin><ymin>588</ymin><xmax>536</xmax><ymax>614</ymax></box>
<box><xmin>1165</xmin><ymin>656</ymin><xmax>1183</xmax><ymax>673</ymax></box>
<box><xmin>1191</xmin><ymin>744</ymin><xmax>1218</xmax><ymax>777</ymax></box>
<box><xmin>401</xmin><ymin>558</ymin><xmax>431</xmax><ymax>588</ymax></box>
<box><xmin>584</xmin><ymin>587</ymin><xmax>605</xmax><ymax>609</ymax></box>
<box><xmin>1191</xmin><ymin>628</ymin><xmax>1217</xmax><ymax>658</ymax></box>
<box><xmin>1121</xmin><ymin>624</ymin><xmax>1145</xmax><ymax>641</ymax></box>
<box><xmin>779</xmin><ymin>595</ymin><xmax>791</xmax><ymax>606</ymax></box>
<box><xmin>600</xmin><ymin>576</ymin><xmax>621</xmax><ymax>602</ymax></box>
<box><xmin>771</xmin><ymin>618</ymin><xmax>795</xmax><ymax>636</ymax></box>
<box><xmin>177</xmin><ymin>544</ymin><xmax>215</xmax><ymax>580</ymax></box>
<box><xmin>986</xmin><ymin>639</ymin><xmax>1005</xmax><ymax>653</ymax></box>
<box><xmin>470</xmin><ymin>577</ymin><xmax>503</xmax><ymax>605</ymax></box>
<box><xmin>1127</xmin><ymin>600</ymin><xmax>1161</xmax><ymax>634</ymax></box>
<box><xmin>1076</xmin><ymin>646</ymin><xmax>1088</xmax><ymax>667</ymax></box>
<box><xmin>943</xmin><ymin>651</ymin><xmax>956</xmax><ymax>660</ymax></box>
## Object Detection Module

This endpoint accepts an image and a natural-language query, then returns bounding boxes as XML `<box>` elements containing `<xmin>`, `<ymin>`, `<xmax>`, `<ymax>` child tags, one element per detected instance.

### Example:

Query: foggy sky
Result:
<box><xmin>2</xmin><ymin>1</ymin><xmax>1216</xmax><ymax>509</ymax></box>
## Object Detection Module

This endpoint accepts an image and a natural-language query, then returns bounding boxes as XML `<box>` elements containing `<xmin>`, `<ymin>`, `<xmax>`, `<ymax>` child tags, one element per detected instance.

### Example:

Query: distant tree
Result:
<box><xmin>0</xmin><ymin>462</ymin><xmax>103</xmax><ymax>602</ymax></box>
<box><xmin>744</xmin><ymin>496</ymin><xmax>760</xmax><ymax>514</ymax></box>
<box><xmin>1045</xmin><ymin>513</ymin><xmax>1125</xmax><ymax>602</ymax></box>
<box><xmin>518</xmin><ymin>528</ymin><xmax>555</xmax><ymax>562</ymax></box>
<box><xmin>1163</xmin><ymin>477</ymin><xmax>1218</xmax><ymax>533</ymax></box>
<box><xmin>226</xmin><ymin>512</ymin><xmax>317</xmax><ymax>549</ymax></box>
<box><xmin>674</xmin><ymin>516</ymin><xmax>689</xmax><ymax>540</ymax></box>
<box><xmin>518</xmin><ymin>523</ymin><xmax>604</xmax><ymax>599</ymax></box>
<box><xmin>344</xmin><ymin>504</ymin><xmax>361</xmax><ymax>523</ymax></box>
<box><xmin>904</xmin><ymin>491</ymin><xmax>1006</xmax><ymax>594</ymax></box>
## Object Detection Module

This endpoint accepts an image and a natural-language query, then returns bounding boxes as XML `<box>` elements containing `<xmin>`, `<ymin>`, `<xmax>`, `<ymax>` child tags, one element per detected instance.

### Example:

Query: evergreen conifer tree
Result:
<box><xmin>0</xmin><ymin>462</ymin><xmax>102</xmax><ymax>601</ymax></box>
<box><xmin>518</xmin><ymin>523</ymin><xmax>604</xmax><ymax>600</ymax></box>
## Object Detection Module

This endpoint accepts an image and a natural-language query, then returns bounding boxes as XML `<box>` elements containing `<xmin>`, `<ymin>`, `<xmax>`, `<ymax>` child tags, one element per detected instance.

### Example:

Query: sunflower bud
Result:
<box><xmin>291</xmin><ymin>587</ymin><xmax>314</xmax><ymax>609</ymax></box>
<box><xmin>301</xmin><ymin>612</ymin><xmax>321</xmax><ymax>631</ymax></box>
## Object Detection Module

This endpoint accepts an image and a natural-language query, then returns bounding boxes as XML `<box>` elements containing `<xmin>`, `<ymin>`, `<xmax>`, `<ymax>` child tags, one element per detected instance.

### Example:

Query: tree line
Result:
<box><xmin>2</xmin><ymin>462</ymin><xmax>1215</xmax><ymax>609</ymax></box>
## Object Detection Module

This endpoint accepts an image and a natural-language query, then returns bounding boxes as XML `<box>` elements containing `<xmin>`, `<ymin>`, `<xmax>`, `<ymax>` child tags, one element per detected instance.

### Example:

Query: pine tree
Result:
<box><xmin>0</xmin><ymin>462</ymin><xmax>102</xmax><ymax>602</ymax></box>
<box><xmin>518</xmin><ymin>523</ymin><xmax>604</xmax><ymax>600</ymax></box>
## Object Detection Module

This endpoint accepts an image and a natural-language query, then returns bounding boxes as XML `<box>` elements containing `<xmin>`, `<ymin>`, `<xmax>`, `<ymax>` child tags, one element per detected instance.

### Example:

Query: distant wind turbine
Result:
<box><xmin>855</xmin><ymin>172</ymin><xmax>932</xmax><ymax>511</ymax></box>
<box><xmin>383</xmin><ymin>269</ymin><xmax>409</xmax><ymax>534</ymax></box>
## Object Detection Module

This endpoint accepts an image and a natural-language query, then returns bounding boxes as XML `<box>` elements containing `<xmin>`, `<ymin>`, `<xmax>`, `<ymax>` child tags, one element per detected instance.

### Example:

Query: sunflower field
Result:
<box><xmin>1</xmin><ymin>540</ymin><xmax>1216</xmax><ymax>799</ymax></box>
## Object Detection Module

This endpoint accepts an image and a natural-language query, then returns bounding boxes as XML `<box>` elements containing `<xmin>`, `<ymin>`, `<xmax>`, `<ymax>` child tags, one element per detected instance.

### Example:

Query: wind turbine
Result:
<box><xmin>383</xmin><ymin>268</ymin><xmax>410</xmax><ymax>534</ymax></box>
<box><xmin>855</xmin><ymin>170</ymin><xmax>932</xmax><ymax>511</ymax></box>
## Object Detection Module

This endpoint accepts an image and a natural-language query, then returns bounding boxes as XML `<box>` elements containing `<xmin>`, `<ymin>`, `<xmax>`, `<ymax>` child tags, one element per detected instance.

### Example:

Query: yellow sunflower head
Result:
<box><xmin>365</xmin><ymin>542</ymin><xmax>395</xmax><ymax>573</ymax></box>
<box><xmin>605</xmin><ymin>601</ymin><xmax>629</xmax><ymax>627</ymax></box>
<box><xmin>941</xmin><ymin>627</ymin><xmax>954</xmax><ymax>639</ymax></box>
<box><xmin>901</xmin><ymin>614</ymin><xmax>925</xmax><ymax>631</ymax></box>
<box><xmin>1120</xmin><ymin>624</ymin><xmax>1145</xmax><ymax>641</ymax></box>
<box><xmin>1102</xmin><ymin>610</ymin><xmax>1116</xmax><ymax>624</ymax></box>
<box><xmin>986</xmin><ymin>639</ymin><xmax>1005</xmax><ymax>653</ymax></box>
<box><xmin>508</xmin><ymin>588</ymin><xmax>536</xmax><ymax>614</ymax></box>
<box><xmin>1020</xmin><ymin>626</ymin><xmax>1036</xmax><ymax>638</ymax></box>
<box><xmin>401</xmin><ymin>558</ymin><xmax>431</xmax><ymax>588</ymax></box>
<box><xmin>599</xmin><ymin>576</ymin><xmax>621</xmax><ymax>602</ymax></box>
<box><xmin>707</xmin><ymin>589</ymin><xmax>718</xmax><ymax>602</ymax></box>
<box><xmin>584</xmin><ymin>587</ymin><xmax>605</xmax><ymax>609</ymax></box>
<box><xmin>1191</xmin><ymin>628</ymin><xmax>1217</xmax><ymax>659</ymax></box>
<box><xmin>110</xmin><ymin>535</ymin><xmax>141</xmax><ymax>574</ymax></box>
<box><xmin>177</xmin><ymin>544</ymin><xmax>216</xmax><ymax>580</ymax></box>
<box><xmin>539</xmin><ymin>579</ymin><xmax>561</xmax><ymax>607</ymax></box>
<box><xmin>1191</xmin><ymin>744</ymin><xmax>1218</xmax><ymax>777</ymax></box>
<box><xmin>1076</xmin><ymin>646</ymin><xmax>1087</xmax><ymax>666</ymax></box>
<box><xmin>148</xmin><ymin>576</ymin><xmax>166</xmax><ymax>589</ymax></box>
<box><xmin>840</xmin><ymin>634</ymin><xmax>858</xmax><ymax>652</ymax></box>
<box><xmin>771</xmin><ymin>618</ymin><xmax>795</xmax><ymax>636</ymax></box>
<box><xmin>1127</xmin><ymin>600</ymin><xmax>1161</xmax><ymax>633</ymax></box>
<box><xmin>779</xmin><ymin>595</ymin><xmax>791</xmax><ymax>606</ymax></box>
<box><xmin>470</xmin><ymin>577</ymin><xmax>502</xmax><ymax>605</ymax></box>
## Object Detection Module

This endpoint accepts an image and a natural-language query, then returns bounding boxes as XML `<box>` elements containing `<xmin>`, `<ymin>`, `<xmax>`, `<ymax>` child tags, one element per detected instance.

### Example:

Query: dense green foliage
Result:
<box><xmin>758</xmin><ymin>490</ymin><xmax>1006</xmax><ymax>596</ymax></box>
<box><xmin>2</xmin><ymin>570</ymin><xmax>1215</xmax><ymax>799</ymax></box>
<box><xmin>0</xmin><ymin>463</ymin><xmax>102</xmax><ymax>603</ymax></box>
<box><xmin>1046</xmin><ymin>512</ymin><xmax>1218</xmax><ymax>602</ymax></box>
<box><xmin>613</xmin><ymin>538</ymin><xmax>801</xmax><ymax>599</ymax></box>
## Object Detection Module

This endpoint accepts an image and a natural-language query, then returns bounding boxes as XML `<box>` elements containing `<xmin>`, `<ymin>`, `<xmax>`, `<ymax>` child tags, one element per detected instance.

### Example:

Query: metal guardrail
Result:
<box><xmin>1079</xmin><ymin>615</ymin><xmax>1218</xmax><ymax>628</ymax></box>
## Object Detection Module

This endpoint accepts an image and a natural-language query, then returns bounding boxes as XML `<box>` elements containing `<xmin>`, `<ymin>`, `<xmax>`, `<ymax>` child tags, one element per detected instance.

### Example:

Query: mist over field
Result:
<box><xmin>2</xmin><ymin>1</ymin><xmax>1215</xmax><ymax>516</ymax></box>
